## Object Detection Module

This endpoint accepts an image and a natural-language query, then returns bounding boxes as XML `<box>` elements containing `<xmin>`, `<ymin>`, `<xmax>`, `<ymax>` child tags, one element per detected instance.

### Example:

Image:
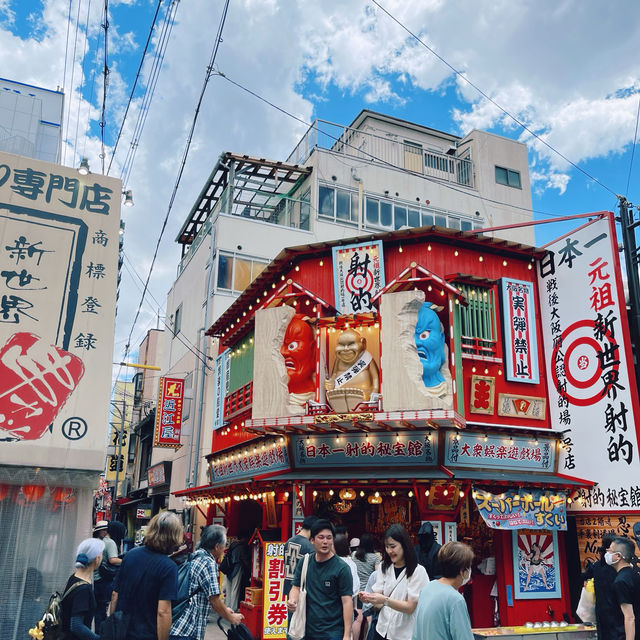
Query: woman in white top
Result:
<box><xmin>359</xmin><ymin>524</ymin><xmax>429</xmax><ymax>640</ymax></box>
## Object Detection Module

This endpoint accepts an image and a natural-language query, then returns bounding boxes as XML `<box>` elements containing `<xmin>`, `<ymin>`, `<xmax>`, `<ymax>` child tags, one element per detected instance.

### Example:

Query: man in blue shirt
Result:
<box><xmin>170</xmin><ymin>525</ymin><xmax>243</xmax><ymax>640</ymax></box>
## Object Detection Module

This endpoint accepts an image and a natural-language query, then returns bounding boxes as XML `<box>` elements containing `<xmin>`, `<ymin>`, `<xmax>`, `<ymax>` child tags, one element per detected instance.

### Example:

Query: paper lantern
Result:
<box><xmin>0</xmin><ymin>484</ymin><xmax>9</xmax><ymax>501</ymax></box>
<box><xmin>334</xmin><ymin>500</ymin><xmax>353</xmax><ymax>514</ymax></box>
<box><xmin>339</xmin><ymin>488</ymin><xmax>356</xmax><ymax>501</ymax></box>
<box><xmin>51</xmin><ymin>487</ymin><xmax>75</xmax><ymax>505</ymax></box>
<box><xmin>21</xmin><ymin>485</ymin><xmax>46</xmax><ymax>502</ymax></box>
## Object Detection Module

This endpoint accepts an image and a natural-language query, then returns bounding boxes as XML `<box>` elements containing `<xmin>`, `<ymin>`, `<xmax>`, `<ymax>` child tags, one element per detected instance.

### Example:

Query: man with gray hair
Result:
<box><xmin>170</xmin><ymin>524</ymin><xmax>243</xmax><ymax>640</ymax></box>
<box><xmin>606</xmin><ymin>536</ymin><xmax>640</xmax><ymax>640</ymax></box>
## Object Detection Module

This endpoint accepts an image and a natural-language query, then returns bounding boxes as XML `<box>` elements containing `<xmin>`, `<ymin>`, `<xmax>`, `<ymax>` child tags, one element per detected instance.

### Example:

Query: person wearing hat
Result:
<box><xmin>350</xmin><ymin>538</ymin><xmax>361</xmax><ymax>553</ymax></box>
<box><xmin>92</xmin><ymin>520</ymin><xmax>121</xmax><ymax>630</ymax></box>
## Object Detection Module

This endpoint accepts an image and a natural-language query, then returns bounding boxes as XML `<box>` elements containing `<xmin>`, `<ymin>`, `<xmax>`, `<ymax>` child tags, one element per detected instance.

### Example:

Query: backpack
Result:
<box><xmin>217</xmin><ymin>617</ymin><xmax>255</xmax><ymax>640</ymax></box>
<box><xmin>29</xmin><ymin>580</ymin><xmax>85</xmax><ymax>640</ymax></box>
<box><xmin>172</xmin><ymin>554</ymin><xmax>202</xmax><ymax>622</ymax></box>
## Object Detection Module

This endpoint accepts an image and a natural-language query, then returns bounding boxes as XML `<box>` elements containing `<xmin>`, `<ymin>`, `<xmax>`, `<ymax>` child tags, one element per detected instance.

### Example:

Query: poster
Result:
<box><xmin>501</xmin><ymin>278</ymin><xmax>539</xmax><ymax>383</ymax></box>
<box><xmin>332</xmin><ymin>240</ymin><xmax>385</xmax><ymax>314</ymax></box>
<box><xmin>538</xmin><ymin>214</ymin><xmax>640</xmax><ymax>511</ymax></box>
<box><xmin>153</xmin><ymin>376</ymin><xmax>184</xmax><ymax>448</ymax></box>
<box><xmin>0</xmin><ymin>151</ymin><xmax>121</xmax><ymax>471</ymax></box>
<box><xmin>474</xmin><ymin>489</ymin><xmax>567</xmax><ymax>530</ymax></box>
<box><xmin>263</xmin><ymin>542</ymin><xmax>287</xmax><ymax>640</ymax></box>
<box><xmin>512</xmin><ymin>530</ymin><xmax>560</xmax><ymax>599</ymax></box>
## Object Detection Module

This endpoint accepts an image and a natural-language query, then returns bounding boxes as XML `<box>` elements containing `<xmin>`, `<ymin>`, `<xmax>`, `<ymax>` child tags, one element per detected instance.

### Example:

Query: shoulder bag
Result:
<box><xmin>288</xmin><ymin>553</ymin><xmax>310</xmax><ymax>640</ymax></box>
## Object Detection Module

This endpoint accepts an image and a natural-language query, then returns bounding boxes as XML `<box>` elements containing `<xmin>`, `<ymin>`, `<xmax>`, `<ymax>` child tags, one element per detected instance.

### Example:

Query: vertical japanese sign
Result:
<box><xmin>263</xmin><ymin>542</ymin><xmax>287</xmax><ymax>640</ymax></box>
<box><xmin>332</xmin><ymin>240</ymin><xmax>385</xmax><ymax>314</ymax></box>
<box><xmin>153</xmin><ymin>377</ymin><xmax>184</xmax><ymax>448</ymax></box>
<box><xmin>538</xmin><ymin>214</ymin><xmax>640</xmax><ymax>511</ymax></box>
<box><xmin>106</xmin><ymin>380</ymin><xmax>134</xmax><ymax>482</ymax></box>
<box><xmin>501</xmin><ymin>278</ymin><xmax>539</xmax><ymax>383</ymax></box>
<box><xmin>0</xmin><ymin>151</ymin><xmax>121</xmax><ymax>471</ymax></box>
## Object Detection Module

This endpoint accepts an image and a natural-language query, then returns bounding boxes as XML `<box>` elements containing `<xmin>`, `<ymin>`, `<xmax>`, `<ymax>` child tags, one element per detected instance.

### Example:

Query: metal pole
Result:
<box><xmin>113</xmin><ymin>399</ymin><xmax>126</xmax><ymax>507</ymax></box>
<box><xmin>618</xmin><ymin>197</ymin><xmax>640</xmax><ymax>383</ymax></box>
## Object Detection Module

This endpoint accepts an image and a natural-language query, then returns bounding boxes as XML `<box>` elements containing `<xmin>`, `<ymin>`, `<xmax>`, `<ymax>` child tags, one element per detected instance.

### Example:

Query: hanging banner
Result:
<box><xmin>473</xmin><ymin>488</ymin><xmax>567</xmax><ymax>530</ymax></box>
<box><xmin>501</xmin><ymin>278</ymin><xmax>539</xmax><ymax>384</ymax></box>
<box><xmin>538</xmin><ymin>214</ymin><xmax>640</xmax><ymax>511</ymax></box>
<box><xmin>153</xmin><ymin>377</ymin><xmax>184</xmax><ymax>448</ymax></box>
<box><xmin>263</xmin><ymin>542</ymin><xmax>287</xmax><ymax>640</ymax></box>
<box><xmin>332</xmin><ymin>240</ymin><xmax>385</xmax><ymax>314</ymax></box>
<box><xmin>0</xmin><ymin>151</ymin><xmax>121</xmax><ymax>471</ymax></box>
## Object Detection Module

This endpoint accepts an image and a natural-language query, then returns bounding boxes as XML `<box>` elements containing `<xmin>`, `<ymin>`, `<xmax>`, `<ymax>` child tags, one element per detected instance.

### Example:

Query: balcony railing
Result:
<box><xmin>287</xmin><ymin>119</ymin><xmax>474</xmax><ymax>188</ymax></box>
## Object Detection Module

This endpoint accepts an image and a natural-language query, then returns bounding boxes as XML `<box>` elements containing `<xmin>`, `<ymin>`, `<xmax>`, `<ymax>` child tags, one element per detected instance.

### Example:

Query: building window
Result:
<box><xmin>182</xmin><ymin>371</ymin><xmax>193</xmax><ymax>422</ymax></box>
<box><xmin>216</xmin><ymin>252</ymin><xmax>268</xmax><ymax>294</ymax></box>
<box><xmin>318</xmin><ymin>184</ymin><xmax>359</xmax><ymax>224</ymax></box>
<box><xmin>456</xmin><ymin>283</ymin><xmax>499</xmax><ymax>358</ymax></box>
<box><xmin>495</xmin><ymin>166</ymin><xmax>521</xmax><ymax>188</ymax></box>
<box><xmin>173</xmin><ymin>304</ymin><xmax>182</xmax><ymax>337</ymax></box>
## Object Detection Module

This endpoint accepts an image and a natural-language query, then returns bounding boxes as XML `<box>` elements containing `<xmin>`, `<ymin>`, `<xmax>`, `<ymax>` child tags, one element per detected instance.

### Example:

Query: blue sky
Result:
<box><xmin>1</xmin><ymin>0</ymin><xmax>639</xmax><ymax>363</ymax></box>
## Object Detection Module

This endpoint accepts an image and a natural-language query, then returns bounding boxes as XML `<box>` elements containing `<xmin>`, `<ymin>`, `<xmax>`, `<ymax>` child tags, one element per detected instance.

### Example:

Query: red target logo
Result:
<box><xmin>345</xmin><ymin>262</ymin><xmax>374</xmax><ymax>296</ymax></box>
<box><xmin>551</xmin><ymin>319</ymin><xmax>618</xmax><ymax>407</ymax></box>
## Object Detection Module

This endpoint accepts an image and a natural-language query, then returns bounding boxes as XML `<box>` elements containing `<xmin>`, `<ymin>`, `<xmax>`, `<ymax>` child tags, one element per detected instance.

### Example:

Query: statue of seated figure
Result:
<box><xmin>325</xmin><ymin>328</ymin><xmax>379</xmax><ymax>412</ymax></box>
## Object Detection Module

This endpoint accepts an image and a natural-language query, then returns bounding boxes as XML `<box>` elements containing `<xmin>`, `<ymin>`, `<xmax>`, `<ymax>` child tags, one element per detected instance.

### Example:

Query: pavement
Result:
<box><xmin>204</xmin><ymin>616</ymin><xmax>230</xmax><ymax>640</ymax></box>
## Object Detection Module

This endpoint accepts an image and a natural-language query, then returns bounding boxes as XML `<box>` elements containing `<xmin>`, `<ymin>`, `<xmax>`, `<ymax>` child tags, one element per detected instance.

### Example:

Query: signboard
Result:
<box><xmin>263</xmin><ymin>542</ymin><xmax>287</xmax><ymax>640</ymax></box>
<box><xmin>293</xmin><ymin>431</ymin><xmax>437</xmax><ymax>467</ymax></box>
<box><xmin>446</xmin><ymin>433</ymin><xmax>555</xmax><ymax>472</ymax></box>
<box><xmin>501</xmin><ymin>278</ymin><xmax>539</xmax><ymax>383</ymax></box>
<box><xmin>210</xmin><ymin>440</ymin><xmax>290</xmax><ymax>482</ymax></box>
<box><xmin>153</xmin><ymin>377</ymin><xmax>184</xmax><ymax>448</ymax></box>
<box><xmin>574</xmin><ymin>513</ymin><xmax>640</xmax><ymax>571</ymax></box>
<box><xmin>497</xmin><ymin>393</ymin><xmax>546</xmax><ymax>420</ymax></box>
<box><xmin>136</xmin><ymin>507</ymin><xmax>151</xmax><ymax>519</ymax></box>
<box><xmin>538</xmin><ymin>214</ymin><xmax>640</xmax><ymax>511</ymax></box>
<box><xmin>469</xmin><ymin>375</ymin><xmax>496</xmax><ymax>414</ymax></box>
<box><xmin>332</xmin><ymin>240</ymin><xmax>385</xmax><ymax>314</ymax></box>
<box><xmin>147</xmin><ymin>461</ymin><xmax>169</xmax><ymax>487</ymax></box>
<box><xmin>473</xmin><ymin>488</ymin><xmax>567</xmax><ymax>530</ymax></box>
<box><xmin>0</xmin><ymin>151</ymin><xmax>121</xmax><ymax>470</ymax></box>
<box><xmin>512</xmin><ymin>530</ymin><xmax>561</xmax><ymax>599</ymax></box>
<box><xmin>106</xmin><ymin>381</ymin><xmax>133</xmax><ymax>484</ymax></box>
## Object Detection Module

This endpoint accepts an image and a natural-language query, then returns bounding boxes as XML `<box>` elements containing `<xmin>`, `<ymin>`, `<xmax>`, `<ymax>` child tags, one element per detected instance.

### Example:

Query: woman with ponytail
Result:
<box><xmin>60</xmin><ymin>538</ymin><xmax>105</xmax><ymax>640</ymax></box>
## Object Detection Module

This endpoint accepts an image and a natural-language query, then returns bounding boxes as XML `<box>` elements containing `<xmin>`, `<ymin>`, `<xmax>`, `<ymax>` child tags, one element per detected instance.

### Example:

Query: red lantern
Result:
<box><xmin>0</xmin><ymin>484</ymin><xmax>9</xmax><ymax>501</ymax></box>
<box><xmin>51</xmin><ymin>487</ymin><xmax>75</xmax><ymax>503</ymax></box>
<box><xmin>21</xmin><ymin>485</ymin><xmax>46</xmax><ymax>502</ymax></box>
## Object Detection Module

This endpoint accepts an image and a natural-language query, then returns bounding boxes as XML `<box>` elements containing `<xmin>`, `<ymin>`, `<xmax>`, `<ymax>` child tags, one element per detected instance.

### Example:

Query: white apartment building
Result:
<box><xmin>0</xmin><ymin>78</ymin><xmax>64</xmax><ymax>163</ymax></box>
<box><xmin>146</xmin><ymin>109</ymin><xmax>535</xmax><ymax>525</ymax></box>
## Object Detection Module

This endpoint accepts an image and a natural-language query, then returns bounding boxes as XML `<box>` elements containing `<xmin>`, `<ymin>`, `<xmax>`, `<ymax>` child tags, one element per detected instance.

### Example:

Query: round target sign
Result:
<box><xmin>345</xmin><ymin>262</ymin><xmax>374</xmax><ymax>296</ymax></box>
<box><xmin>551</xmin><ymin>319</ymin><xmax>618</xmax><ymax>407</ymax></box>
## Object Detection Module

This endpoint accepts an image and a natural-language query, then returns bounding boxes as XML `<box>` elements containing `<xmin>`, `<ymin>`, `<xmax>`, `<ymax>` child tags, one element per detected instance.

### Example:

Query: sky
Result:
<box><xmin>1</xmin><ymin>0</ymin><xmax>640</xmax><ymax>374</ymax></box>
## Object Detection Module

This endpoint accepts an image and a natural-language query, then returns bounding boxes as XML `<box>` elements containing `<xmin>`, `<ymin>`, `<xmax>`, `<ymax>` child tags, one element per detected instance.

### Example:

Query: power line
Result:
<box><xmin>99</xmin><ymin>0</ymin><xmax>110</xmax><ymax>174</ymax></box>
<box><xmin>626</xmin><ymin>93</ymin><xmax>640</xmax><ymax>197</ymax></box>
<box><xmin>107</xmin><ymin>0</ymin><xmax>164</xmax><ymax>176</ymax></box>
<box><xmin>120</xmin><ymin>0</ymin><xmax>230</xmax><ymax>372</ymax></box>
<box><xmin>61</xmin><ymin>0</ymin><xmax>73</xmax><ymax>164</ymax></box>
<box><xmin>218</xmin><ymin>72</ymin><xmax>577</xmax><ymax>222</ymax></box>
<box><xmin>73</xmin><ymin>0</ymin><xmax>93</xmax><ymax>166</ymax></box>
<box><xmin>370</xmin><ymin>0</ymin><xmax>618</xmax><ymax>199</ymax></box>
<box><xmin>118</xmin><ymin>0</ymin><xmax>179</xmax><ymax>187</ymax></box>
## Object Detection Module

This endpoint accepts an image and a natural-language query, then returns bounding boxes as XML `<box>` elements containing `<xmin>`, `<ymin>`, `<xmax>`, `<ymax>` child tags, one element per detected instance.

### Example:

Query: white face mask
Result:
<box><xmin>461</xmin><ymin>568</ymin><xmax>471</xmax><ymax>585</ymax></box>
<box><xmin>604</xmin><ymin>551</ymin><xmax>620</xmax><ymax>565</ymax></box>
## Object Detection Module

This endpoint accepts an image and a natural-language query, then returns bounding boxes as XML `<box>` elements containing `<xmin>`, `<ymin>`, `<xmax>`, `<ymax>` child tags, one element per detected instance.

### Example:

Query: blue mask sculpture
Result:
<box><xmin>414</xmin><ymin>303</ymin><xmax>446</xmax><ymax>388</ymax></box>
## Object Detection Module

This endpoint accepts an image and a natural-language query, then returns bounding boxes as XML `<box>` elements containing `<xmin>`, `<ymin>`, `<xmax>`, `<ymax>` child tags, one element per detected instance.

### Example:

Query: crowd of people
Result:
<box><xmin>285</xmin><ymin>517</ymin><xmax>474</xmax><ymax>640</ymax></box>
<box><xmin>43</xmin><ymin>512</ymin><xmax>640</xmax><ymax>640</ymax></box>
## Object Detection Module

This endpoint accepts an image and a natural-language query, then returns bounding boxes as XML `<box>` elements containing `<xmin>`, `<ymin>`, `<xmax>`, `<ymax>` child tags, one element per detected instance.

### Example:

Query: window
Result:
<box><xmin>182</xmin><ymin>371</ymin><xmax>193</xmax><ymax>421</ymax></box>
<box><xmin>216</xmin><ymin>252</ymin><xmax>268</xmax><ymax>294</ymax></box>
<box><xmin>456</xmin><ymin>283</ymin><xmax>498</xmax><ymax>358</ymax></box>
<box><xmin>173</xmin><ymin>304</ymin><xmax>182</xmax><ymax>337</ymax></box>
<box><xmin>495</xmin><ymin>166</ymin><xmax>521</xmax><ymax>188</ymax></box>
<box><xmin>318</xmin><ymin>184</ymin><xmax>359</xmax><ymax>224</ymax></box>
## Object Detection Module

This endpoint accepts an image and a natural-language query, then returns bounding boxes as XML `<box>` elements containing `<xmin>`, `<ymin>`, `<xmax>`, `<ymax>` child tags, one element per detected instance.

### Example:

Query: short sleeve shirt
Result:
<box><xmin>612</xmin><ymin>567</ymin><xmax>640</xmax><ymax>640</ymax></box>
<box><xmin>293</xmin><ymin>553</ymin><xmax>353</xmax><ymax>639</ymax></box>
<box><xmin>284</xmin><ymin>534</ymin><xmax>315</xmax><ymax>596</ymax></box>
<box><xmin>114</xmin><ymin>545</ymin><xmax>178</xmax><ymax>640</ymax></box>
<box><xmin>93</xmin><ymin>536</ymin><xmax>118</xmax><ymax>582</ymax></box>
<box><xmin>412</xmin><ymin>580</ymin><xmax>473</xmax><ymax>640</ymax></box>
<box><xmin>60</xmin><ymin>575</ymin><xmax>96</xmax><ymax>637</ymax></box>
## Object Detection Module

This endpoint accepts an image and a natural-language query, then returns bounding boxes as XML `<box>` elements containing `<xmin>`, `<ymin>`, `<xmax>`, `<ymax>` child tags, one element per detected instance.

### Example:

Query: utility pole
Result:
<box><xmin>113</xmin><ymin>399</ymin><xmax>126</xmax><ymax>510</ymax></box>
<box><xmin>617</xmin><ymin>196</ymin><xmax>640</xmax><ymax>383</ymax></box>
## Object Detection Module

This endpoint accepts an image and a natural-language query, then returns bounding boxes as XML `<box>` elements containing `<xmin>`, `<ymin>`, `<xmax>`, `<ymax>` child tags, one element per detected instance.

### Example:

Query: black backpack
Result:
<box><xmin>30</xmin><ymin>580</ymin><xmax>85</xmax><ymax>640</ymax></box>
<box><xmin>172</xmin><ymin>554</ymin><xmax>202</xmax><ymax>622</ymax></box>
<box><xmin>217</xmin><ymin>617</ymin><xmax>255</xmax><ymax>640</ymax></box>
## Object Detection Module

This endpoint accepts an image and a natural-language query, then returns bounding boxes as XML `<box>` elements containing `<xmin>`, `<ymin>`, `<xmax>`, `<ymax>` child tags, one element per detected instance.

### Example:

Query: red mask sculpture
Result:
<box><xmin>280</xmin><ymin>314</ymin><xmax>316</xmax><ymax>394</ymax></box>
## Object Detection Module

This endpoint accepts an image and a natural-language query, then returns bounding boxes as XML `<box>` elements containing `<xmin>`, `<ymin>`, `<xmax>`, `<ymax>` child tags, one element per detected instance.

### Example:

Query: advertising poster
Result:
<box><xmin>332</xmin><ymin>240</ymin><xmax>385</xmax><ymax>314</ymax></box>
<box><xmin>538</xmin><ymin>214</ymin><xmax>640</xmax><ymax>511</ymax></box>
<box><xmin>263</xmin><ymin>542</ymin><xmax>287</xmax><ymax>640</ymax></box>
<box><xmin>0</xmin><ymin>151</ymin><xmax>121</xmax><ymax>471</ymax></box>
<box><xmin>512</xmin><ymin>530</ymin><xmax>560</xmax><ymax>599</ymax></box>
